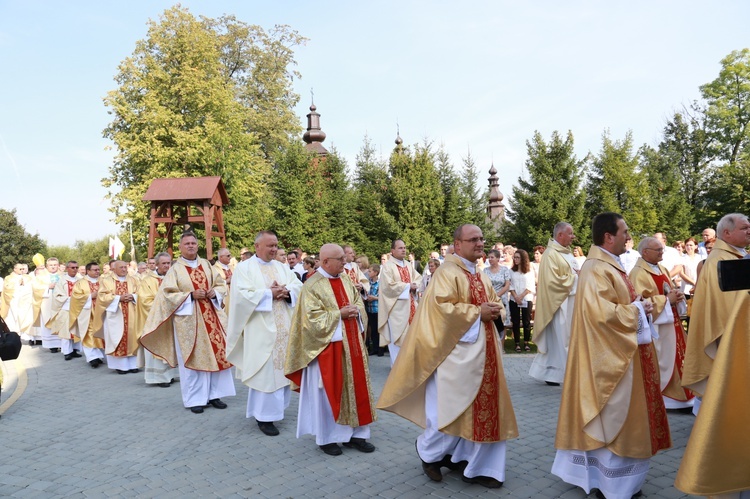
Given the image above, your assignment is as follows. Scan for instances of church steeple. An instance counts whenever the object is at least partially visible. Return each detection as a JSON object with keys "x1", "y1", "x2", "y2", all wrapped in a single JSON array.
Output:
[
  {"x1": 486, "y1": 162, "x2": 505, "y2": 227},
  {"x1": 303, "y1": 90, "x2": 328, "y2": 156}
]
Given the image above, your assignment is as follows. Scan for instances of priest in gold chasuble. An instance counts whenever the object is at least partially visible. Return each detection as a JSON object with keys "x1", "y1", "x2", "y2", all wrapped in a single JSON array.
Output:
[
  {"x1": 378, "y1": 225, "x2": 516, "y2": 489},
  {"x1": 285, "y1": 244, "x2": 376, "y2": 457},
  {"x1": 47, "y1": 261, "x2": 82, "y2": 359},
  {"x1": 630, "y1": 237, "x2": 694, "y2": 410},
  {"x1": 551, "y1": 213, "x2": 671, "y2": 499},
  {"x1": 377, "y1": 239, "x2": 422, "y2": 366},
  {"x1": 140, "y1": 232, "x2": 235, "y2": 413},
  {"x1": 98, "y1": 260, "x2": 140, "y2": 373},
  {"x1": 69, "y1": 262, "x2": 106, "y2": 367}
]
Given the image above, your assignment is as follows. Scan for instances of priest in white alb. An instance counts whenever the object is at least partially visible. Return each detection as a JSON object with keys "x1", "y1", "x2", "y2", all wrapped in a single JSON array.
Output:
[
  {"x1": 69, "y1": 262, "x2": 106, "y2": 368},
  {"x1": 46, "y1": 261, "x2": 83, "y2": 360},
  {"x1": 98, "y1": 260, "x2": 140, "y2": 374}
]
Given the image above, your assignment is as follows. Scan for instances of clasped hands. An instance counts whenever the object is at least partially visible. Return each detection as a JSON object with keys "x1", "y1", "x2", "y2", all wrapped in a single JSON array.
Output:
[
  {"x1": 340, "y1": 304, "x2": 360, "y2": 320},
  {"x1": 270, "y1": 280, "x2": 290, "y2": 300},
  {"x1": 191, "y1": 289, "x2": 216, "y2": 300},
  {"x1": 120, "y1": 293, "x2": 136, "y2": 303},
  {"x1": 634, "y1": 295, "x2": 654, "y2": 315},
  {"x1": 480, "y1": 302, "x2": 503, "y2": 322}
]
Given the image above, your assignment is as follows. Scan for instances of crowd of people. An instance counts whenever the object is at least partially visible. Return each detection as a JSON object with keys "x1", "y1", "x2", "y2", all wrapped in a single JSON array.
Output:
[{"x1": 1, "y1": 212, "x2": 748, "y2": 498}]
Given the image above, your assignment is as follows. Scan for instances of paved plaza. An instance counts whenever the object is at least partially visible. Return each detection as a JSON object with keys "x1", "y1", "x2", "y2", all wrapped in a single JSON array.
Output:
[{"x1": 1, "y1": 344, "x2": 697, "y2": 498}]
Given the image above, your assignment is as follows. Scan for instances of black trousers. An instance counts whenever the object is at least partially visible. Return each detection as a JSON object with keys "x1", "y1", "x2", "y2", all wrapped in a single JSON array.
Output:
[
  {"x1": 366, "y1": 311, "x2": 380, "y2": 353},
  {"x1": 509, "y1": 300, "x2": 531, "y2": 345}
]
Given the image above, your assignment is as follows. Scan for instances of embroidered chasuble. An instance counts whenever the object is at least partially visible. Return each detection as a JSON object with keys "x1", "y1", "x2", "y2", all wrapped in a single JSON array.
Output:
[
  {"x1": 555, "y1": 246, "x2": 670, "y2": 459},
  {"x1": 47, "y1": 277, "x2": 80, "y2": 341},
  {"x1": 378, "y1": 254, "x2": 517, "y2": 443},
  {"x1": 69, "y1": 279, "x2": 105, "y2": 349},
  {"x1": 98, "y1": 276, "x2": 140, "y2": 356},
  {"x1": 377, "y1": 257, "x2": 423, "y2": 348},
  {"x1": 134, "y1": 273, "x2": 164, "y2": 346},
  {"x1": 140, "y1": 258, "x2": 230, "y2": 372},
  {"x1": 285, "y1": 272, "x2": 375, "y2": 427},
  {"x1": 630, "y1": 260, "x2": 694, "y2": 403}
]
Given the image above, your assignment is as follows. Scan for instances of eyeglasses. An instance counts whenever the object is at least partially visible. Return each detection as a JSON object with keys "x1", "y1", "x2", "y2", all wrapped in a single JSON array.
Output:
[
  {"x1": 644, "y1": 247, "x2": 664, "y2": 253},
  {"x1": 460, "y1": 237, "x2": 485, "y2": 244}
]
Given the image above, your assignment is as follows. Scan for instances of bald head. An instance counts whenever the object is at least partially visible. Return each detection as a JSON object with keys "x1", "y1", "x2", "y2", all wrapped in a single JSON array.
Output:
[{"x1": 320, "y1": 244, "x2": 346, "y2": 275}]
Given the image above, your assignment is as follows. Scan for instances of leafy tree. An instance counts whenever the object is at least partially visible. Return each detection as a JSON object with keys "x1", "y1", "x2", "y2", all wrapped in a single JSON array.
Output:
[
  {"x1": 102, "y1": 6, "x2": 304, "y2": 252},
  {"x1": 585, "y1": 130, "x2": 656, "y2": 240},
  {"x1": 434, "y1": 146, "x2": 463, "y2": 246},
  {"x1": 0, "y1": 209, "x2": 46, "y2": 276},
  {"x1": 504, "y1": 131, "x2": 587, "y2": 250}
]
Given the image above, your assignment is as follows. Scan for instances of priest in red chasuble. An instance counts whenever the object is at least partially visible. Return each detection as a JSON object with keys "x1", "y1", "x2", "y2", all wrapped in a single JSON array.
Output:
[
  {"x1": 378, "y1": 224, "x2": 517, "y2": 489},
  {"x1": 552, "y1": 213, "x2": 671, "y2": 499},
  {"x1": 141, "y1": 232, "x2": 235, "y2": 414},
  {"x1": 630, "y1": 237, "x2": 694, "y2": 411},
  {"x1": 285, "y1": 243, "x2": 376, "y2": 457}
]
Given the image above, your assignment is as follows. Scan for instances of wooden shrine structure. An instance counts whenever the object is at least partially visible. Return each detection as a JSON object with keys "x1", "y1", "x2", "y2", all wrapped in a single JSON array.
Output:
[{"x1": 142, "y1": 176, "x2": 229, "y2": 260}]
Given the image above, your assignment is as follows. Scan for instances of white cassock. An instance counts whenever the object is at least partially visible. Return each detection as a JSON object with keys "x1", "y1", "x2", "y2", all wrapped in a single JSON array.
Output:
[
  {"x1": 36, "y1": 273, "x2": 62, "y2": 349},
  {"x1": 50, "y1": 274, "x2": 81, "y2": 355},
  {"x1": 377, "y1": 257, "x2": 420, "y2": 365},
  {"x1": 226, "y1": 256, "x2": 301, "y2": 422},
  {"x1": 103, "y1": 276, "x2": 139, "y2": 371}
]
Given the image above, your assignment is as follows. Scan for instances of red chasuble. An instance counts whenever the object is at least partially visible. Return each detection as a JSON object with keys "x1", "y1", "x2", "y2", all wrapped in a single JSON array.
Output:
[
  {"x1": 113, "y1": 280, "x2": 130, "y2": 356},
  {"x1": 618, "y1": 270, "x2": 671, "y2": 454},
  {"x1": 649, "y1": 272, "x2": 694, "y2": 402},
  {"x1": 396, "y1": 265, "x2": 416, "y2": 325},
  {"x1": 463, "y1": 269, "x2": 501, "y2": 441},
  {"x1": 185, "y1": 266, "x2": 231, "y2": 370},
  {"x1": 317, "y1": 277, "x2": 374, "y2": 426}
]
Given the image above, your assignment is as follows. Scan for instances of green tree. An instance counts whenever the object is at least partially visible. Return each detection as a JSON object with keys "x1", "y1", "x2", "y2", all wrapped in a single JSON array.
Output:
[
  {"x1": 504, "y1": 131, "x2": 587, "y2": 250},
  {"x1": 103, "y1": 6, "x2": 304, "y2": 252},
  {"x1": 434, "y1": 146, "x2": 463, "y2": 246},
  {"x1": 639, "y1": 144, "x2": 692, "y2": 240},
  {"x1": 0, "y1": 209, "x2": 46, "y2": 276},
  {"x1": 585, "y1": 130, "x2": 656, "y2": 240}
]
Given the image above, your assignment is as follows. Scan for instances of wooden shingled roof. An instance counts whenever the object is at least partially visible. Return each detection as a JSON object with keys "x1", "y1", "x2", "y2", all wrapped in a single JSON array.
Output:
[{"x1": 142, "y1": 176, "x2": 229, "y2": 206}]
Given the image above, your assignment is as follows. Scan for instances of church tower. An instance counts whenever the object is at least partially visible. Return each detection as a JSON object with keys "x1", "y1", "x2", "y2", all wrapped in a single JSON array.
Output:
[
  {"x1": 486, "y1": 162, "x2": 505, "y2": 229},
  {"x1": 303, "y1": 97, "x2": 328, "y2": 156}
]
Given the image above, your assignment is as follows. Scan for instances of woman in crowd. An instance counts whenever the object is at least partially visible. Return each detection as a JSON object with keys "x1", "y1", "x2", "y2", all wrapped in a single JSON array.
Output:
[
  {"x1": 483, "y1": 249, "x2": 512, "y2": 339},
  {"x1": 418, "y1": 258, "x2": 440, "y2": 296},
  {"x1": 531, "y1": 245, "x2": 545, "y2": 285},
  {"x1": 301, "y1": 256, "x2": 316, "y2": 283},
  {"x1": 501, "y1": 245, "x2": 515, "y2": 267},
  {"x1": 365, "y1": 264, "x2": 382, "y2": 356},
  {"x1": 679, "y1": 237, "x2": 702, "y2": 298},
  {"x1": 572, "y1": 246, "x2": 586, "y2": 267},
  {"x1": 509, "y1": 249, "x2": 535, "y2": 352},
  {"x1": 356, "y1": 254, "x2": 370, "y2": 273}
]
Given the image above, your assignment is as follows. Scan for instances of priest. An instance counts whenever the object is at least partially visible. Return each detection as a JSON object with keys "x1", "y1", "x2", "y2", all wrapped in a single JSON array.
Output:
[
  {"x1": 285, "y1": 243, "x2": 376, "y2": 456},
  {"x1": 46, "y1": 261, "x2": 83, "y2": 360},
  {"x1": 98, "y1": 260, "x2": 140, "y2": 374},
  {"x1": 69, "y1": 262, "x2": 106, "y2": 368}
]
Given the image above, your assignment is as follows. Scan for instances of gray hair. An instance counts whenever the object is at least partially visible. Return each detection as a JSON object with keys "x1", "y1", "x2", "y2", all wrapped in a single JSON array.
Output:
[
  {"x1": 553, "y1": 222, "x2": 572, "y2": 238},
  {"x1": 717, "y1": 213, "x2": 748, "y2": 241},
  {"x1": 254, "y1": 230, "x2": 277, "y2": 244},
  {"x1": 637, "y1": 236, "x2": 660, "y2": 254},
  {"x1": 155, "y1": 252, "x2": 171, "y2": 264}
]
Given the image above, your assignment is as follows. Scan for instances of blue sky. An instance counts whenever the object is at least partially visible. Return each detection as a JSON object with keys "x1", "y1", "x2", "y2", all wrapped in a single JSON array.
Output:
[{"x1": 1, "y1": 1, "x2": 748, "y2": 246}]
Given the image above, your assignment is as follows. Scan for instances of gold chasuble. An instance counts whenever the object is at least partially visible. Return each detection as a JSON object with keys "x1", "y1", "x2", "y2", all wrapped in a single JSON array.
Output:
[
  {"x1": 533, "y1": 239, "x2": 577, "y2": 351},
  {"x1": 285, "y1": 272, "x2": 375, "y2": 427},
  {"x1": 377, "y1": 254, "x2": 517, "y2": 443},
  {"x1": 46, "y1": 276, "x2": 80, "y2": 340},
  {"x1": 212, "y1": 262, "x2": 232, "y2": 314},
  {"x1": 675, "y1": 292, "x2": 750, "y2": 496},
  {"x1": 344, "y1": 264, "x2": 370, "y2": 294},
  {"x1": 630, "y1": 259, "x2": 694, "y2": 403},
  {"x1": 682, "y1": 238, "x2": 744, "y2": 396},
  {"x1": 377, "y1": 257, "x2": 422, "y2": 348},
  {"x1": 97, "y1": 275, "x2": 140, "y2": 356},
  {"x1": 69, "y1": 279, "x2": 105, "y2": 349},
  {"x1": 140, "y1": 259, "x2": 230, "y2": 372},
  {"x1": 555, "y1": 246, "x2": 670, "y2": 459},
  {"x1": 134, "y1": 273, "x2": 163, "y2": 341}
]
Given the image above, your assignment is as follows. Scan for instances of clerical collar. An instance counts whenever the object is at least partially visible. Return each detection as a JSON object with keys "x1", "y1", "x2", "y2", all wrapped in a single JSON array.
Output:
[
  {"x1": 219, "y1": 262, "x2": 229, "y2": 269},
  {"x1": 728, "y1": 243, "x2": 748, "y2": 256},
  {"x1": 597, "y1": 246, "x2": 625, "y2": 271},
  {"x1": 252, "y1": 255, "x2": 273, "y2": 266},
  {"x1": 86, "y1": 276, "x2": 98, "y2": 283},
  {"x1": 646, "y1": 261, "x2": 662, "y2": 274},
  {"x1": 153, "y1": 270, "x2": 167, "y2": 278},
  {"x1": 116, "y1": 275, "x2": 127, "y2": 282},
  {"x1": 390, "y1": 257, "x2": 406, "y2": 267},
  {"x1": 344, "y1": 262, "x2": 354, "y2": 270},
  {"x1": 65, "y1": 275, "x2": 78, "y2": 282},
  {"x1": 180, "y1": 257, "x2": 199, "y2": 268},
  {"x1": 318, "y1": 267, "x2": 338, "y2": 279},
  {"x1": 456, "y1": 254, "x2": 477, "y2": 274}
]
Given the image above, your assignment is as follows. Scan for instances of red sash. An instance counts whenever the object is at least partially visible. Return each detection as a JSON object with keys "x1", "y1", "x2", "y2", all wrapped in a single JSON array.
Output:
[
  {"x1": 113, "y1": 280, "x2": 130, "y2": 356},
  {"x1": 88, "y1": 281, "x2": 99, "y2": 309},
  {"x1": 66, "y1": 280, "x2": 75, "y2": 296},
  {"x1": 185, "y1": 265, "x2": 231, "y2": 370},
  {"x1": 649, "y1": 272, "x2": 694, "y2": 402},
  {"x1": 462, "y1": 269, "x2": 500, "y2": 442},
  {"x1": 396, "y1": 264, "x2": 416, "y2": 325},
  {"x1": 616, "y1": 269, "x2": 671, "y2": 454},
  {"x1": 317, "y1": 277, "x2": 373, "y2": 426}
]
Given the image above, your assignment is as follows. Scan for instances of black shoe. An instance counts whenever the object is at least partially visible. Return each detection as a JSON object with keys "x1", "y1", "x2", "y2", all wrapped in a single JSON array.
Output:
[
  {"x1": 50, "y1": 348, "x2": 60, "y2": 353},
  {"x1": 440, "y1": 455, "x2": 468, "y2": 471},
  {"x1": 190, "y1": 406, "x2": 204, "y2": 414},
  {"x1": 128, "y1": 368, "x2": 139, "y2": 373},
  {"x1": 64, "y1": 354, "x2": 74, "y2": 361},
  {"x1": 545, "y1": 381, "x2": 560, "y2": 386},
  {"x1": 342, "y1": 437, "x2": 375, "y2": 453},
  {"x1": 421, "y1": 460, "x2": 443, "y2": 482},
  {"x1": 319, "y1": 443, "x2": 342, "y2": 456},
  {"x1": 462, "y1": 474, "x2": 503, "y2": 488},
  {"x1": 208, "y1": 398, "x2": 227, "y2": 409},
  {"x1": 71, "y1": 351, "x2": 82, "y2": 358},
  {"x1": 157, "y1": 382, "x2": 171, "y2": 388},
  {"x1": 257, "y1": 421, "x2": 279, "y2": 436},
  {"x1": 377, "y1": 350, "x2": 384, "y2": 357},
  {"x1": 116, "y1": 369, "x2": 128, "y2": 375},
  {"x1": 90, "y1": 358, "x2": 103, "y2": 368},
  {"x1": 35, "y1": 340, "x2": 43, "y2": 345},
  {"x1": 28, "y1": 340, "x2": 34, "y2": 346}
]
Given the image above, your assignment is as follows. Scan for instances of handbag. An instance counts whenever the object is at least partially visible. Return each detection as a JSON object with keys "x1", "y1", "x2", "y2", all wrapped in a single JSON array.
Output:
[{"x1": 0, "y1": 316, "x2": 22, "y2": 361}]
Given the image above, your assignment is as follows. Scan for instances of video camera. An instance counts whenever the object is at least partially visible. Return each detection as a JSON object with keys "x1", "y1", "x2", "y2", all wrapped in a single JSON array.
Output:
[{"x1": 717, "y1": 257, "x2": 750, "y2": 291}]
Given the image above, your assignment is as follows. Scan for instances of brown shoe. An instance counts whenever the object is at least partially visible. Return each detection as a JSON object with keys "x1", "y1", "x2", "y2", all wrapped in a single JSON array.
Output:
[{"x1": 421, "y1": 460, "x2": 443, "y2": 482}]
